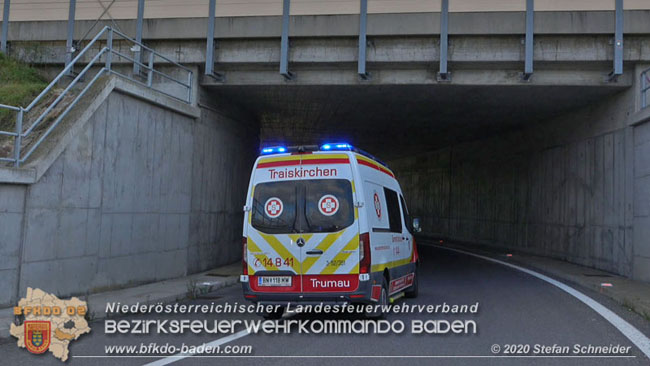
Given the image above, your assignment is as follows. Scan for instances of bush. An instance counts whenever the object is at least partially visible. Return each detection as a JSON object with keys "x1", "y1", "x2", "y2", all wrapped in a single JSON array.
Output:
[{"x1": 0, "y1": 53, "x2": 48, "y2": 130}]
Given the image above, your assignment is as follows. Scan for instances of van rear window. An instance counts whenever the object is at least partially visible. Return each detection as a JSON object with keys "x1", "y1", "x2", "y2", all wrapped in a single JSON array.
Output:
[
  {"x1": 250, "y1": 181, "x2": 298, "y2": 234},
  {"x1": 252, "y1": 179, "x2": 354, "y2": 234}
]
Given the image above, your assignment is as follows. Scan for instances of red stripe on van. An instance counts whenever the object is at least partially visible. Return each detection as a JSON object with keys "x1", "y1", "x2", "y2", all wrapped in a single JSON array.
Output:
[
  {"x1": 257, "y1": 158, "x2": 350, "y2": 169},
  {"x1": 249, "y1": 274, "x2": 359, "y2": 293},
  {"x1": 357, "y1": 159, "x2": 395, "y2": 178}
]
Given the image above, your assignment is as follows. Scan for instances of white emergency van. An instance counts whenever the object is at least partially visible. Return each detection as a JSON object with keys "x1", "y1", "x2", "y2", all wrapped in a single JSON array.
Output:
[{"x1": 240, "y1": 144, "x2": 421, "y2": 317}]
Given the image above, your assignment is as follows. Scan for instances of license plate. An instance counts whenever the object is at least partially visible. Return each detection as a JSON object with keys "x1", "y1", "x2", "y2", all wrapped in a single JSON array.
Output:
[{"x1": 258, "y1": 276, "x2": 292, "y2": 287}]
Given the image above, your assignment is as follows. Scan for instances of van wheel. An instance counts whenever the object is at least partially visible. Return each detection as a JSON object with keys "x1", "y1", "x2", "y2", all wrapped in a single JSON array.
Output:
[
  {"x1": 405, "y1": 269, "x2": 419, "y2": 298},
  {"x1": 366, "y1": 279, "x2": 388, "y2": 319},
  {"x1": 261, "y1": 307, "x2": 284, "y2": 320}
]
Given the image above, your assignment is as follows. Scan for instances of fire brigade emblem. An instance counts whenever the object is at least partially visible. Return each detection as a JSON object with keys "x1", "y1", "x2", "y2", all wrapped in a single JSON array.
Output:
[{"x1": 25, "y1": 321, "x2": 51, "y2": 354}]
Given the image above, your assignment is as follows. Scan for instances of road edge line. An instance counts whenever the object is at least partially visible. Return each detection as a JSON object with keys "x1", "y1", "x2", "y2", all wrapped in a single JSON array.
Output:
[
  {"x1": 142, "y1": 329, "x2": 250, "y2": 366},
  {"x1": 433, "y1": 244, "x2": 650, "y2": 360}
]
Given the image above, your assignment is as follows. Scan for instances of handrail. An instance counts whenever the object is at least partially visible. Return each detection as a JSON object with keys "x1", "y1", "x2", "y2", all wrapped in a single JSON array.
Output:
[
  {"x1": 110, "y1": 27, "x2": 194, "y2": 74},
  {"x1": 0, "y1": 103, "x2": 21, "y2": 111},
  {"x1": 0, "y1": 26, "x2": 194, "y2": 167},
  {"x1": 23, "y1": 27, "x2": 110, "y2": 112},
  {"x1": 642, "y1": 67, "x2": 650, "y2": 110}
]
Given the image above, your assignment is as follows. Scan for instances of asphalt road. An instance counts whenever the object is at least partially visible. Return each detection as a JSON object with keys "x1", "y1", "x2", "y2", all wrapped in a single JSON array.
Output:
[{"x1": 2, "y1": 244, "x2": 650, "y2": 366}]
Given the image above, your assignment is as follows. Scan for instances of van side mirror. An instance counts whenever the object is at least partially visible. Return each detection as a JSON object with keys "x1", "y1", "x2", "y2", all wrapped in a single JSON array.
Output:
[{"x1": 412, "y1": 217, "x2": 422, "y2": 233}]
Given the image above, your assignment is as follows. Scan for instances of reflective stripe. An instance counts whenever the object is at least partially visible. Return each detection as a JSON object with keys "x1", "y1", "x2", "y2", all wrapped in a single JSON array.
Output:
[
  {"x1": 247, "y1": 238, "x2": 278, "y2": 271},
  {"x1": 371, "y1": 256, "x2": 412, "y2": 273},
  {"x1": 248, "y1": 225, "x2": 360, "y2": 275},
  {"x1": 257, "y1": 154, "x2": 350, "y2": 168},
  {"x1": 322, "y1": 234, "x2": 359, "y2": 275},
  {"x1": 301, "y1": 231, "x2": 345, "y2": 274},
  {"x1": 258, "y1": 232, "x2": 301, "y2": 273},
  {"x1": 355, "y1": 154, "x2": 395, "y2": 178},
  {"x1": 307, "y1": 227, "x2": 358, "y2": 275}
]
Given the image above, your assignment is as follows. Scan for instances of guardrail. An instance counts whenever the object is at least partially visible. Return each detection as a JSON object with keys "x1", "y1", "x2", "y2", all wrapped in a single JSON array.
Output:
[
  {"x1": 641, "y1": 69, "x2": 650, "y2": 109},
  {"x1": 0, "y1": 26, "x2": 193, "y2": 167}
]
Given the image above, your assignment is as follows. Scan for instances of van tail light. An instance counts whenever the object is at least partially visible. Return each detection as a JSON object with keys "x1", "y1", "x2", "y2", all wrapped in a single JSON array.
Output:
[
  {"x1": 412, "y1": 237, "x2": 419, "y2": 263},
  {"x1": 242, "y1": 237, "x2": 248, "y2": 275},
  {"x1": 359, "y1": 232, "x2": 371, "y2": 274}
]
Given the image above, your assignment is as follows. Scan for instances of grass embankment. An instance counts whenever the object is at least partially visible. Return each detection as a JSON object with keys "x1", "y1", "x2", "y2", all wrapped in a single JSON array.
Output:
[{"x1": 0, "y1": 53, "x2": 48, "y2": 132}]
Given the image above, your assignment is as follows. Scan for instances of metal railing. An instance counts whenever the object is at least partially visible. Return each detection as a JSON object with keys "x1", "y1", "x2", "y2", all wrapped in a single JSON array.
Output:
[
  {"x1": 642, "y1": 67, "x2": 650, "y2": 110},
  {"x1": 0, "y1": 26, "x2": 193, "y2": 167}
]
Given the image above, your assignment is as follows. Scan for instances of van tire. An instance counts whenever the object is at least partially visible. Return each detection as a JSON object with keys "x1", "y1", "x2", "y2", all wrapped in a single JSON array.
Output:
[
  {"x1": 366, "y1": 279, "x2": 388, "y2": 319},
  {"x1": 405, "y1": 269, "x2": 419, "y2": 298}
]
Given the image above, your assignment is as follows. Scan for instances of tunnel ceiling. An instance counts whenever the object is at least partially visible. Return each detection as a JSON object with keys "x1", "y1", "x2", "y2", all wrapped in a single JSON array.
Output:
[{"x1": 208, "y1": 84, "x2": 624, "y2": 161}]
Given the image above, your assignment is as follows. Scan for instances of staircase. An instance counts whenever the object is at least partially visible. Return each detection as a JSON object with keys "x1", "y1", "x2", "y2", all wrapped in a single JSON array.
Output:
[{"x1": 0, "y1": 26, "x2": 194, "y2": 167}]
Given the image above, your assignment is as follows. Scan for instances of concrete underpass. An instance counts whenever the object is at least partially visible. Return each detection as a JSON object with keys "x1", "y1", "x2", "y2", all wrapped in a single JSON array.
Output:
[
  {"x1": 1, "y1": 3, "x2": 650, "y2": 365},
  {"x1": 204, "y1": 69, "x2": 645, "y2": 283}
]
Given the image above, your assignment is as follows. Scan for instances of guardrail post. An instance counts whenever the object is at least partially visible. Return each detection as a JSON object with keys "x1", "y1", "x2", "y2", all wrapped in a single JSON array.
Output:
[
  {"x1": 610, "y1": 0, "x2": 623, "y2": 80},
  {"x1": 357, "y1": 0, "x2": 369, "y2": 80},
  {"x1": 280, "y1": 0, "x2": 294, "y2": 80},
  {"x1": 147, "y1": 51, "x2": 154, "y2": 87},
  {"x1": 13, "y1": 108, "x2": 23, "y2": 167},
  {"x1": 205, "y1": 0, "x2": 224, "y2": 81},
  {"x1": 105, "y1": 28, "x2": 113, "y2": 70},
  {"x1": 134, "y1": 0, "x2": 145, "y2": 76},
  {"x1": 522, "y1": 0, "x2": 534, "y2": 81},
  {"x1": 1, "y1": 0, "x2": 10, "y2": 54},
  {"x1": 438, "y1": 0, "x2": 450, "y2": 81},
  {"x1": 64, "y1": 0, "x2": 76, "y2": 75}
]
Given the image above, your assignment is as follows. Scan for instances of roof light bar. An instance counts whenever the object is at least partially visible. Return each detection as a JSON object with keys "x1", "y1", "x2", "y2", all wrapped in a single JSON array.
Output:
[
  {"x1": 260, "y1": 146, "x2": 287, "y2": 155},
  {"x1": 259, "y1": 143, "x2": 388, "y2": 170},
  {"x1": 320, "y1": 143, "x2": 352, "y2": 151}
]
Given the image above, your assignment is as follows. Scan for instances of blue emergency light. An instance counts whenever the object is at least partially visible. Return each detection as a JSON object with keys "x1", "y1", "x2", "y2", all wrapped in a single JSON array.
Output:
[
  {"x1": 259, "y1": 143, "x2": 388, "y2": 168},
  {"x1": 260, "y1": 146, "x2": 287, "y2": 155},
  {"x1": 320, "y1": 143, "x2": 352, "y2": 151}
]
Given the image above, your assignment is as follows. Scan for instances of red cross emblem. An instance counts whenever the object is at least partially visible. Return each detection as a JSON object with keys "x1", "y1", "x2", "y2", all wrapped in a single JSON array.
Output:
[
  {"x1": 265, "y1": 197, "x2": 283, "y2": 218},
  {"x1": 373, "y1": 192, "x2": 382, "y2": 219},
  {"x1": 318, "y1": 195, "x2": 339, "y2": 216}
]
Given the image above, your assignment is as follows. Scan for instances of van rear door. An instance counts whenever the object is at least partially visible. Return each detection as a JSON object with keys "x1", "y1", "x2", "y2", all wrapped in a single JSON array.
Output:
[
  {"x1": 248, "y1": 153, "x2": 360, "y2": 293},
  {"x1": 299, "y1": 177, "x2": 360, "y2": 293}
]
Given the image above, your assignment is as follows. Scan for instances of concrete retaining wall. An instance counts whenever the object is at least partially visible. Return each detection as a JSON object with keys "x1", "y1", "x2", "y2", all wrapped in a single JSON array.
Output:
[
  {"x1": 390, "y1": 86, "x2": 649, "y2": 279},
  {"x1": 633, "y1": 119, "x2": 650, "y2": 281},
  {"x1": 0, "y1": 83, "x2": 257, "y2": 307}
]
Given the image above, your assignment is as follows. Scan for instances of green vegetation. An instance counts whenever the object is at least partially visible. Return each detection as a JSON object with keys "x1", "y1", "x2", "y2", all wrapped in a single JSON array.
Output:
[
  {"x1": 0, "y1": 53, "x2": 48, "y2": 131},
  {"x1": 621, "y1": 298, "x2": 637, "y2": 313}
]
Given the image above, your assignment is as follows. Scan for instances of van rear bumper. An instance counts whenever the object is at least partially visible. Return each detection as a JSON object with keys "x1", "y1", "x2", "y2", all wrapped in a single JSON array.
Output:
[{"x1": 242, "y1": 273, "x2": 378, "y2": 305}]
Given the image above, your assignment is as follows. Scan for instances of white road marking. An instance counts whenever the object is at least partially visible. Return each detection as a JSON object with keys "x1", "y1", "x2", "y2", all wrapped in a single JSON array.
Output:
[
  {"x1": 142, "y1": 329, "x2": 250, "y2": 366},
  {"x1": 143, "y1": 311, "x2": 294, "y2": 366},
  {"x1": 146, "y1": 244, "x2": 650, "y2": 364},
  {"x1": 434, "y1": 245, "x2": 650, "y2": 360}
]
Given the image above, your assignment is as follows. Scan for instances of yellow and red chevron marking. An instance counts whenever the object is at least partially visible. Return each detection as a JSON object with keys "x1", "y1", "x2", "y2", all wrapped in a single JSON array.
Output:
[
  {"x1": 321, "y1": 234, "x2": 359, "y2": 275},
  {"x1": 247, "y1": 226, "x2": 359, "y2": 275}
]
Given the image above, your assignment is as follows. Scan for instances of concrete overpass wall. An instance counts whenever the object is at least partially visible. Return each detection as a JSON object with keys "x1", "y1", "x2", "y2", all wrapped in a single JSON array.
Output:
[
  {"x1": 390, "y1": 76, "x2": 650, "y2": 280},
  {"x1": 0, "y1": 78, "x2": 258, "y2": 307},
  {"x1": 2, "y1": 0, "x2": 650, "y2": 21}
]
